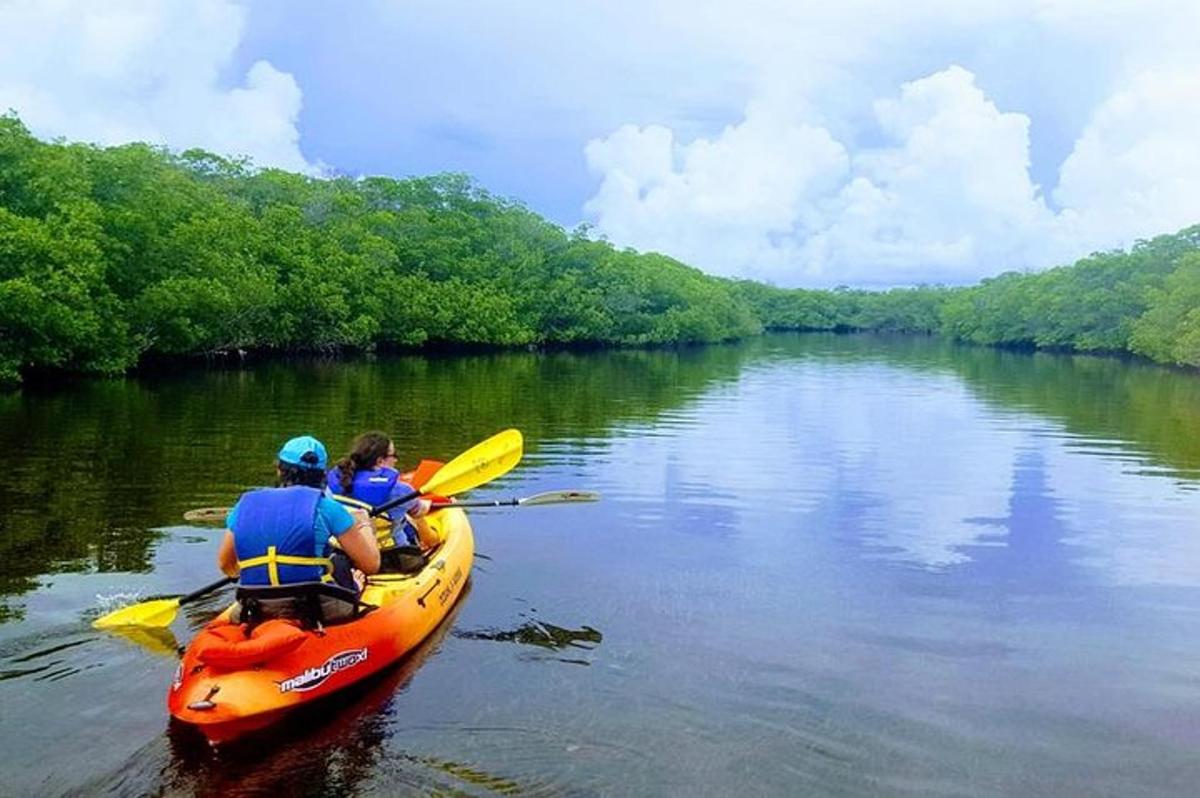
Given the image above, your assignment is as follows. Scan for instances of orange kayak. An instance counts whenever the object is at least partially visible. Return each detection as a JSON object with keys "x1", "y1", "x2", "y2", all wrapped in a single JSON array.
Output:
[{"x1": 168, "y1": 507, "x2": 473, "y2": 744}]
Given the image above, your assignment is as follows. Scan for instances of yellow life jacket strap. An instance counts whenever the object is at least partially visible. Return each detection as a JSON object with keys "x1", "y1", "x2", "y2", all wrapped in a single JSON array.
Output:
[
  {"x1": 237, "y1": 545, "x2": 334, "y2": 586},
  {"x1": 332, "y1": 494, "x2": 373, "y2": 511},
  {"x1": 331, "y1": 494, "x2": 399, "y2": 549}
]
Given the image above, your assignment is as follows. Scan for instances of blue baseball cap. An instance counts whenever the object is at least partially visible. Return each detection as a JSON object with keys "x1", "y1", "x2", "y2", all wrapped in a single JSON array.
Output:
[{"x1": 277, "y1": 435, "x2": 328, "y2": 470}]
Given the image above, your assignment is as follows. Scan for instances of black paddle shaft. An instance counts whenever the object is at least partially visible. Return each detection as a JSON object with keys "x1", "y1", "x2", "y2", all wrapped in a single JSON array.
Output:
[
  {"x1": 432, "y1": 498, "x2": 520, "y2": 509},
  {"x1": 368, "y1": 489, "x2": 421, "y2": 518},
  {"x1": 179, "y1": 576, "x2": 236, "y2": 604}
]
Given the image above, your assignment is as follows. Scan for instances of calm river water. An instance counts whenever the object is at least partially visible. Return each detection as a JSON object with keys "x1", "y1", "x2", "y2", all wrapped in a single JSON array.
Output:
[{"x1": 3, "y1": 333, "x2": 1200, "y2": 796}]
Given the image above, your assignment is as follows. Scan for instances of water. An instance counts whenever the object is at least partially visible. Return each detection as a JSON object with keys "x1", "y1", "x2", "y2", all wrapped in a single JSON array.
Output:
[{"x1": 3, "y1": 333, "x2": 1200, "y2": 796}]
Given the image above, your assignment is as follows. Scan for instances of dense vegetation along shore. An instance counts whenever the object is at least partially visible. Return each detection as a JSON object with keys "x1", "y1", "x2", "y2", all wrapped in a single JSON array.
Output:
[{"x1": 1, "y1": 114, "x2": 1198, "y2": 385}]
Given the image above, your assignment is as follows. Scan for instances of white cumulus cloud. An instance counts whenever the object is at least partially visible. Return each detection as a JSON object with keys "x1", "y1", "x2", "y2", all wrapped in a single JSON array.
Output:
[
  {"x1": 585, "y1": 104, "x2": 849, "y2": 282},
  {"x1": 1054, "y1": 68, "x2": 1200, "y2": 251},
  {"x1": 0, "y1": 0, "x2": 311, "y2": 172},
  {"x1": 583, "y1": 2, "x2": 1200, "y2": 287},
  {"x1": 587, "y1": 66, "x2": 1056, "y2": 286},
  {"x1": 804, "y1": 66, "x2": 1054, "y2": 285}
]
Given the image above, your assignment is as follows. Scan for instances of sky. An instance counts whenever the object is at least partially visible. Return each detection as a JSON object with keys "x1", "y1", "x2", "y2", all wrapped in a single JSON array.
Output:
[{"x1": 1, "y1": 0, "x2": 1199, "y2": 288}]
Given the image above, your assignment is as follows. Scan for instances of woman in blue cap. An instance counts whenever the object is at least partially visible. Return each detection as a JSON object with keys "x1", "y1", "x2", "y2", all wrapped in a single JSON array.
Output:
[{"x1": 216, "y1": 435, "x2": 380, "y2": 622}]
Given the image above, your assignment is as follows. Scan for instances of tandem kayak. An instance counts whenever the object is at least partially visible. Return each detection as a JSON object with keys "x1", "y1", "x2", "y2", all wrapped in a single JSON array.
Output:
[{"x1": 168, "y1": 506, "x2": 474, "y2": 744}]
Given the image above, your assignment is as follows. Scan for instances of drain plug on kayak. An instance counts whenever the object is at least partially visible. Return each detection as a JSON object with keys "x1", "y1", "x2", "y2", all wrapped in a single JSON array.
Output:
[{"x1": 187, "y1": 685, "x2": 220, "y2": 711}]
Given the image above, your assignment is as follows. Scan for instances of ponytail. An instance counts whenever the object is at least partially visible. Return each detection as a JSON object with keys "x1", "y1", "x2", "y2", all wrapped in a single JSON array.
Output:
[{"x1": 335, "y1": 431, "x2": 392, "y2": 494}]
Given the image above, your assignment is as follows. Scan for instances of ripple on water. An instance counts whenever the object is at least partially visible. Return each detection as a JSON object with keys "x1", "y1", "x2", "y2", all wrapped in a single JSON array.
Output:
[
  {"x1": 380, "y1": 724, "x2": 656, "y2": 798},
  {"x1": 0, "y1": 633, "x2": 95, "y2": 683}
]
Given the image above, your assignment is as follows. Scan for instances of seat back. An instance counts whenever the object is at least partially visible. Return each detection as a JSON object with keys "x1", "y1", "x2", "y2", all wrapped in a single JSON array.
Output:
[{"x1": 235, "y1": 581, "x2": 364, "y2": 628}]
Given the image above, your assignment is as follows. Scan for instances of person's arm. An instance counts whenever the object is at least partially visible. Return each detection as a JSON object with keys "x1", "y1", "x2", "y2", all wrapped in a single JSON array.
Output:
[
  {"x1": 407, "y1": 512, "x2": 439, "y2": 550},
  {"x1": 381, "y1": 479, "x2": 438, "y2": 547},
  {"x1": 386, "y1": 481, "x2": 427, "y2": 518},
  {"x1": 339, "y1": 521, "x2": 381, "y2": 575},
  {"x1": 217, "y1": 530, "x2": 239, "y2": 578},
  {"x1": 323, "y1": 499, "x2": 380, "y2": 575}
]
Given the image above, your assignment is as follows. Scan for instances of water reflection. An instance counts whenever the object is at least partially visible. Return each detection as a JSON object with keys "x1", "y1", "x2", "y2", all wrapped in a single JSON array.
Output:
[
  {"x1": 579, "y1": 335, "x2": 1200, "y2": 586},
  {"x1": 0, "y1": 347, "x2": 753, "y2": 616},
  {"x1": 957, "y1": 448, "x2": 1076, "y2": 592},
  {"x1": 4, "y1": 336, "x2": 1200, "y2": 613},
  {"x1": 4, "y1": 335, "x2": 1200, "y2": 795},
  {"x1": 105, "y1": 624, "x2": 181, "y2": 659}
]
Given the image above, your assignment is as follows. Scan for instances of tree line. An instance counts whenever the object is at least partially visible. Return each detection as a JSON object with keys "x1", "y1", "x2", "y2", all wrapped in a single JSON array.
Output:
[
  {"x1": 734, "y1": 225, "x2": 1200, "y2": 368},
  {"x1": 2, "y1": 113, "x2": 1198, "y2": 385}
]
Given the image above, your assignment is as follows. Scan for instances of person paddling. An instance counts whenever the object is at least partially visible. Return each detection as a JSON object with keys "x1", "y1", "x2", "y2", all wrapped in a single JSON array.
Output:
[
  {"x1": 216, "y1": 435, "x2": 380, "y2": 623},
  {"x1": 327, "y1": 431, "x2": 438, "y2": 553}
]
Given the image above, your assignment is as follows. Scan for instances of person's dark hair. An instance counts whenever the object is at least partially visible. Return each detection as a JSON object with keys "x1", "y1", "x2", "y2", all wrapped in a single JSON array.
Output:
[
  {"x1": 334, "y1": 431, "x2": 392, "y2": 493},
  {"x1": 278, "y1": 462, "x2": 327, "y2": 488}
]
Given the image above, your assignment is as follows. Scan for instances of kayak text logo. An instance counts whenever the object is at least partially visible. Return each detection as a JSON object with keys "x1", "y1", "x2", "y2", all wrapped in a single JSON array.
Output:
[{"x1": 278, "y1": 648, "x2": 368, "y2": 693}]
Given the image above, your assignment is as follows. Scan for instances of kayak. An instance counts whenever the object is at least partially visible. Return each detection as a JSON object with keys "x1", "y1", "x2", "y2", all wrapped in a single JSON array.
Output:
[{"x1": 168, "y1": 506, "x2": 473, "y2": 744}]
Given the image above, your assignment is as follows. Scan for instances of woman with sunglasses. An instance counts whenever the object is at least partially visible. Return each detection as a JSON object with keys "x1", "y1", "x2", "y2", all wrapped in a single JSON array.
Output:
[{"x1": 327, "y1": 431, "x2": 435, "y2": 553}]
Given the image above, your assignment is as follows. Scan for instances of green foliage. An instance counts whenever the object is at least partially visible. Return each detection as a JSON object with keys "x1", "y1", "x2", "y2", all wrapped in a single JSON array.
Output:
[
  {"x1": 1130, "y1": 253, "x2": 1200, "y2": 366},
  {"x1": 737, "y1": 226, "x2": 1200, "y2": 370},
  {"x1": 1, "y1": 111, "x2": 1198, "y2": 384},
  {"x1": 733, "y1": 282, "x2": 950, "y2": 334},
  {"x1": 937, "y1": 227, "x2": 1200, "y2": 360},
  {"x1": 0, "y1": 117, "x2": 761, "y2": 384}
]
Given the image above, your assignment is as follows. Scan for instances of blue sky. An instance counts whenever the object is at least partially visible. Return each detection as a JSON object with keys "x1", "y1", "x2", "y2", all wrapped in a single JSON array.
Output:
[{"x1": 2, "y1": 0, "x2": 1199, "y2": 288}]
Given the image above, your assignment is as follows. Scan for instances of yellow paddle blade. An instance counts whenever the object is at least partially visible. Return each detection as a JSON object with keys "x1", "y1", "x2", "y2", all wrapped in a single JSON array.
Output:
[
  {"x1": 92, "y1": 596, "x2": 182, "y2": 629},
  {"x1": 519, "y1": 490, "x2": 600, "y2": 506},
  {"x1": 421, "y1": 429, "x2": 523, "y2": 498}
]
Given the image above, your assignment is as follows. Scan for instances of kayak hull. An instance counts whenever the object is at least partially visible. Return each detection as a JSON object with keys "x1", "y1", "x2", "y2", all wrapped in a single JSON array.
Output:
[{"x1": 168, "y1": 507, "x2": 473, "y2": 744}]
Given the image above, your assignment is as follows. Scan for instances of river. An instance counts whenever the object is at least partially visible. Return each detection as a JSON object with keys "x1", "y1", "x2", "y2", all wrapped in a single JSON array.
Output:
[{"x1": 2, "y1": 333, "x2": 1200, "y2": 796}]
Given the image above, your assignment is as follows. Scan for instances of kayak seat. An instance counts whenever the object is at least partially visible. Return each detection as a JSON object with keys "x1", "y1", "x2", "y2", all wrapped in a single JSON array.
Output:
[
  {"x1": 379, "y1": 544, "x2": 427, "y2": 574},
  {"x1": 232, "y1": 581, "x2": 374, "y2": 630}
]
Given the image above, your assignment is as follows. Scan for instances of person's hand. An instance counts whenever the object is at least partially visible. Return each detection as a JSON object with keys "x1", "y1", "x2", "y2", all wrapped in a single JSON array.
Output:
[{"x1": 415, "y1": 498, "x2": 432, "y2": 517}]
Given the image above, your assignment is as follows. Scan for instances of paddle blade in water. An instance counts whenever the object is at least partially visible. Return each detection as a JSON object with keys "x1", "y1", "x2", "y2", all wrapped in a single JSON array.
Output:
[
  {"x1": 92, "y1": 597, "x2": 182, "y2": 629},
  {"x1": 422, "y1": 429, "x2": 523, "y2": 498},
  {"x1": 519, "y1": 490, "x2": 601, "y2": 506}
]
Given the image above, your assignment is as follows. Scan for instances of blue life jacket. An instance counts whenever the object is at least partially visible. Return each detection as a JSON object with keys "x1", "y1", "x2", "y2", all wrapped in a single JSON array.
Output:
[
  {"x1": 231, "y1": 486, "x2": 333, "y2": 586},
  {"x1": 328, "y1": 466, "x2": 401, "y2": 509},
  {"x1": 327, "y1": 465, "x2": 418, "y2": 547}
]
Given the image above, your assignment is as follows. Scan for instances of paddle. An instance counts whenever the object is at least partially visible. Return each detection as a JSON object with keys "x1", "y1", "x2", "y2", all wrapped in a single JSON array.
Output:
[
  {"x1": 94, "y1": 429, "x2": 524, "y2": 630},
  {"x1": 185, "y1": 487, "x2": 598, "y2": 521},
  {"x1": 380, "y1": 427, "x2": 524, "y2": 514},
  {"x1": 432, "y1": 489, "x2": 600, "y2": 510},
  {"x1": 93, "y1": 575, "x2": 235, "y2": 629}
]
